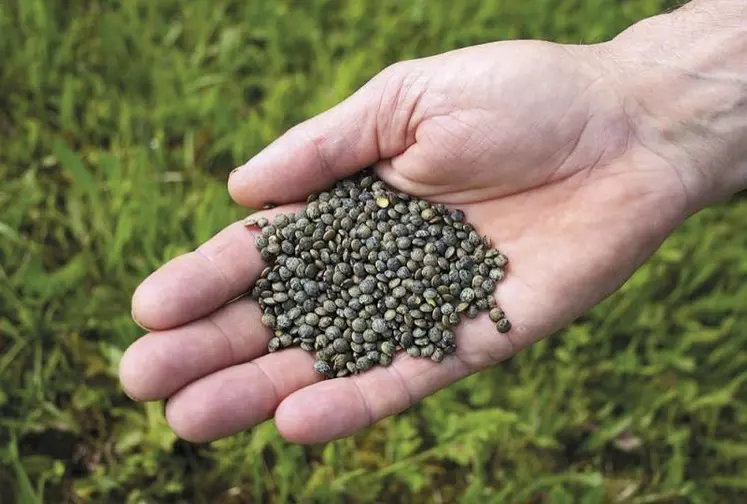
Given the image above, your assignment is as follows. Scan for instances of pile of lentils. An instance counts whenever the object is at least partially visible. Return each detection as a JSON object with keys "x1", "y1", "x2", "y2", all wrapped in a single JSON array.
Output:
[{"x1": 244, "y1": 170, "x2": 511, "y2": 379}]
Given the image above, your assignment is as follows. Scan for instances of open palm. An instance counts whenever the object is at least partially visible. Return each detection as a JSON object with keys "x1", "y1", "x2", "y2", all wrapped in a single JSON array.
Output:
[{"x1": 120, "y1": 40, "x2": 688, "y2": 443}]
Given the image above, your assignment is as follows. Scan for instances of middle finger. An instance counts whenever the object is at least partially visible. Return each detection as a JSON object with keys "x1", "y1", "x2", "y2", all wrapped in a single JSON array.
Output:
[{"x1": 119, "y1": 296, "x2": 271, "y2": 401}]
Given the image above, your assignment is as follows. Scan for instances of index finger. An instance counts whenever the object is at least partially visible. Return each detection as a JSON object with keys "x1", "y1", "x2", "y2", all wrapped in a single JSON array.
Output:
[{"x1": 131, "y1": 206, "x2": 300, "y2": 331}]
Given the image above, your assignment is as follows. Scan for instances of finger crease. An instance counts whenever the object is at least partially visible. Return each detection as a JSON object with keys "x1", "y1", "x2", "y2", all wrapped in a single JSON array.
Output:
[
  {"x1": 481, "y1": 304, "x2": 518, "y2": 364},
  {"x1": 307, "y1": 130, "x2": 337, "y2": 184},
  {"x1": 386, "y1": 364, "x2": 414, "y2": 413},
  {"x1": 502, "y1": 331, "x2": 519, "y2": 356},
  {"x1": 349, "y1": 377, "x2": 375, "y2": 428},
  {"x1": 252, "y1": 360, "x2": 281, "y2": 409},
  {"x1": 194, "y1": 247, "x2": 233, "y2": 298},
  {"x1": 206, "y1": 315, "x2": 237, "y2": 366},
  {"x1": 451, "y1": 353, "x2": 473, "y2": 378}
]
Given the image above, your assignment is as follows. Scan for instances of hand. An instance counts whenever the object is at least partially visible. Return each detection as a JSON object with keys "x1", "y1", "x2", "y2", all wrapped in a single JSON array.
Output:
[{"x1": 119, "y1": 14, "x2": 742, "y2": 443}]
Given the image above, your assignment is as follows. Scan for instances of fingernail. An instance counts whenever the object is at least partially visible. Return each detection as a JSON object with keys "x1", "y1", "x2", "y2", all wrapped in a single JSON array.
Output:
[{"x1": 130, "y1": 309, "x2": 150, "y2": 332}]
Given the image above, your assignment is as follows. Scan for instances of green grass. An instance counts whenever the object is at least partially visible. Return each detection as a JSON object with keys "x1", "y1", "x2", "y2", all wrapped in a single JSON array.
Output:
[{"x1": 1, "y1": 0, "x2": 746, "y2": 502}]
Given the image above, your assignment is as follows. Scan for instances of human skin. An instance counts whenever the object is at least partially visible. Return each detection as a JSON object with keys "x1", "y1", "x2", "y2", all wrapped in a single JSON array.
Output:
[{"x1": 119, "y1": 0, "x2": 747, "y2": 443}]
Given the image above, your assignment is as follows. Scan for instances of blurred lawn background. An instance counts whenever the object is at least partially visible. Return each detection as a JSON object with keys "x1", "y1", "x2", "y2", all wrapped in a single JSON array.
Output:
[{"x1": 2, "y1": 0, "x2": 747, "y2": 502}]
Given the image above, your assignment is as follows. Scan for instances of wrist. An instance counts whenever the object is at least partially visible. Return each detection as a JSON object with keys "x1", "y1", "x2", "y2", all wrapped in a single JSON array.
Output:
[{"x1": 601, "y1": 1, "x2": 747, "y2": 213}]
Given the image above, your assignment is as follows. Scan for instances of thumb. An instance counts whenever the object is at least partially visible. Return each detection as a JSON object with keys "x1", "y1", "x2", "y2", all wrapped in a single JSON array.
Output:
[{"x1": 228, "y1": 63, "x2": 413, "y2": 208}]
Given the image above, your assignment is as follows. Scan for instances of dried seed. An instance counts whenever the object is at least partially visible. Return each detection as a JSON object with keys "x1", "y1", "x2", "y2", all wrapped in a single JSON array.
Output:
[
  {"x1": 261, "y1": 313, "x2": 276, "y2": 328},
  {"x1": 313, "y1": 360, "x2": 332, "y2": 376},
  {"x1": 489, "y1": 308, "x2": 504, "y2": 322},
  {"x1": 268, "y1": 337, "x2": 281, "y2": 352},
  {"x1": 431, "y1": 348, "x2": 445, "y2": 362},
  {"x1": 496, "y1": 318, "x2": 512, "y2": 333},
  {"x1": 249, "y1": 169, "x2": 509, "y2": 378},
  {"x1": 375, "y1": 195, "x2": 390, "y2": 208}
]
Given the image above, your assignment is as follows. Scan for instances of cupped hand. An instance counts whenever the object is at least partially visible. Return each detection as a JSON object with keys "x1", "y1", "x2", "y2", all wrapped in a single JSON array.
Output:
[{"x1": 119, "y1": 39, "x2": 690, "y2": 444}]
